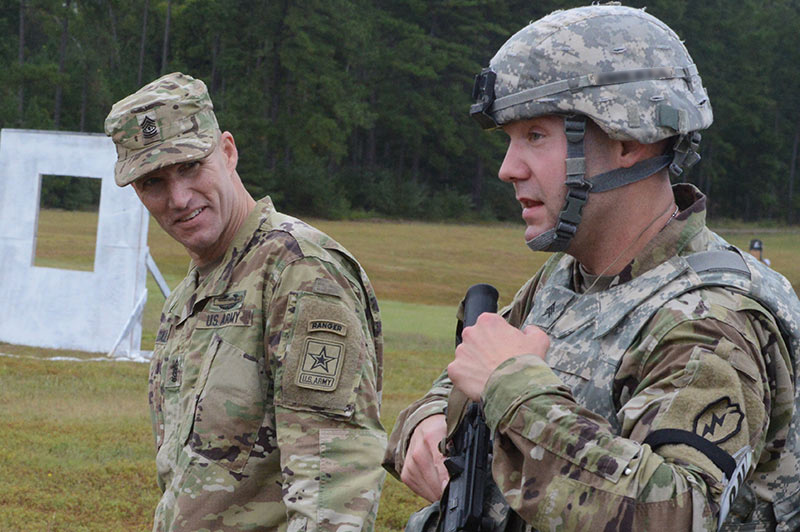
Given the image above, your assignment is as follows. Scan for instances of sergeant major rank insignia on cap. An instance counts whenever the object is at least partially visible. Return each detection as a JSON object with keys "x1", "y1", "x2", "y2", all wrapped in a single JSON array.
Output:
[{"x1": 138, "y1": 113, "x2": 160, "y2": 145}]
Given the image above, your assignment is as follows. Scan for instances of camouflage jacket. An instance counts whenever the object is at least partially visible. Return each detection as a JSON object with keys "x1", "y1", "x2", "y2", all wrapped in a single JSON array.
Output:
[
  {"x1": 149, "y1": 197, "x2": 386, "y2": 532},
  {"x1": 385, "y1": 185, "x2": 797, "y2": 531}
]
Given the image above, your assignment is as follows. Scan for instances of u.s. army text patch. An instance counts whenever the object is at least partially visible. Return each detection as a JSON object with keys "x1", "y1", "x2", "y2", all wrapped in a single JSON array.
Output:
[
  {"x1": 196, "y1": 309, "x2": 253, "y2": 329},
  {"x1": 295, "y1": 338, "x2": 345, "y2": 392}
]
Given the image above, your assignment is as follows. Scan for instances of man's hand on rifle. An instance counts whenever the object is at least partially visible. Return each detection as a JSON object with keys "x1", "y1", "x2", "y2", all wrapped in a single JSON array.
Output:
[
  {"x1": 401, "y1": 414, "x2": 450, "y2": 502},
  {"x1": 448, "y1": 313, "x2": 550, "y2": 401}
]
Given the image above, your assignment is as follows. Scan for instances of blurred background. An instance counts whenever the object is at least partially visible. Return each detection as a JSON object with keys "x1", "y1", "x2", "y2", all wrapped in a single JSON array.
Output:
[{"x1": 2, "y1": 0, "x2": 799, "y2": 224}]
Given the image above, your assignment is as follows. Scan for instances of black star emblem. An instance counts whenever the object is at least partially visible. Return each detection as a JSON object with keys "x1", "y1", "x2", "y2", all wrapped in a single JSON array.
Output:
[{"x1": 309, "y1": 346, "x2": 335, "y2": 372}]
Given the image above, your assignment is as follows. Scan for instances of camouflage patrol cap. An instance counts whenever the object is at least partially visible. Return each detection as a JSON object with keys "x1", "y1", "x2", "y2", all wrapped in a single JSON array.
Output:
[
  {"x1": 471, "y1": 3, "x2": 713, "y2": 144},
  {"x1": 104, "y1": 72, "x2": 220, "y2": 186}
]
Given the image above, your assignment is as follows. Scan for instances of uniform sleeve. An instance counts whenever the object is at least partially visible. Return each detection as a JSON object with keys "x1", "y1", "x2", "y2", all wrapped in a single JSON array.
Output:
[
  {"x1": 383, "y1": 369, "x2": 451, "y2": 479},
  {"x1": 383, "y1": 273, "x2": 543, "y2": 479},
  {"x1": 267, "y1": 255, "x2": 386, "y2": 532},
  {"x1": 481, "y1": 304, "x2": 776, "y2": 531}
]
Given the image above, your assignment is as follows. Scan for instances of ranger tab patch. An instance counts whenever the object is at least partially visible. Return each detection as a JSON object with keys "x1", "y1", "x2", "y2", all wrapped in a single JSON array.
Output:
[
  {"x1": 296, "y1": 338, "x2": 344, "y2": 392},
  {"x1": 308, "y1": 319, "x2": 347, "y2": 336}
]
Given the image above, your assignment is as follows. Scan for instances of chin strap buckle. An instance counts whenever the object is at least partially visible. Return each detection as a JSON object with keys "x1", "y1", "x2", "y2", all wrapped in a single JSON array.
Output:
[
  {"x1": 551, "y1": 116, "x2": 590, "y2": 249},
  {"x1": 670, "y1": 131, "x2": 702, "y2": 178}
]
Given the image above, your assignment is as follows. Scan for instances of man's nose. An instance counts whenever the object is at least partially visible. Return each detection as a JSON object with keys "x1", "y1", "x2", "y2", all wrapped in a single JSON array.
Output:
[
  {"x1": 498, "y1": 141, "x2": 527, "y2": 183},
  {"x1": 166, "y1": 177, "x2": 192, "y2": 209}
]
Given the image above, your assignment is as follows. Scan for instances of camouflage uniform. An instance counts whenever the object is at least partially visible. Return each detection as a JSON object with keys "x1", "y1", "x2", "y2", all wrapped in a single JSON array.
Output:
[
  {"x1": 385, "y1": 6, "x2": 799, "y2": 530},
  {"x1": 150, "y1": 197, "x2": 386, "y2": 531},
  {"x1": 104, "y1": 73, "x2": 386, "y2": 531},
  {"x1": 385, "y1": 185, "x2": 798, "y2": 531}
]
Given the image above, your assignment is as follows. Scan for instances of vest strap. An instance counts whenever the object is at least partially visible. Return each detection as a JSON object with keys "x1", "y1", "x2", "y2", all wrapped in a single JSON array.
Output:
[{"x1": 686, "y1": 249, "x2": 750, "y2": 278}]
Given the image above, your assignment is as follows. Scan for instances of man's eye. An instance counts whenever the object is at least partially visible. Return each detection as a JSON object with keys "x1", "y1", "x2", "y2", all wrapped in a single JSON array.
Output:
[
  {"x1": 142, "y1": 178, "x2": 158, "y2": 188},
  {"x1": 527, "y1": 131, "x2": 544, "y2": 142}
]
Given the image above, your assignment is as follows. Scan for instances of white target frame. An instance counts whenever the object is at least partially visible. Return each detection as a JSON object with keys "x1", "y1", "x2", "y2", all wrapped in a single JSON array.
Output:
[{"x1": 0, "y1": 128, "x2": 152, "y2": 358}]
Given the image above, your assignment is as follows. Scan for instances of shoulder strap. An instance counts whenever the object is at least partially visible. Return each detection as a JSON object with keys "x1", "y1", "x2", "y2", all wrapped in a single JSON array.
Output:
[{"x1": 685, "y1": 249, "x2": 750, "y2": 278}]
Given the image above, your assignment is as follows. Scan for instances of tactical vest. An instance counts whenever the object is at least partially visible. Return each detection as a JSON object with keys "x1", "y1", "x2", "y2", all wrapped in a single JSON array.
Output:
[{"x1": 523, "y1": 241, "x2": 800, "y2": 531}]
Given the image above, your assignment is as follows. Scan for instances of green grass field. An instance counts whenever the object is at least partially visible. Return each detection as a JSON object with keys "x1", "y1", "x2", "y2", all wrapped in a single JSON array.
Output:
[{"x1": 2, "y1": 209, "x2": 798, "y2": 531}]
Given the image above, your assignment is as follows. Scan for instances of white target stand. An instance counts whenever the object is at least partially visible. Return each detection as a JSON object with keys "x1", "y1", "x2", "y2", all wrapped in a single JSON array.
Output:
[{"x1": 0, "y1": 129, "x2": 168, "y2": 360}]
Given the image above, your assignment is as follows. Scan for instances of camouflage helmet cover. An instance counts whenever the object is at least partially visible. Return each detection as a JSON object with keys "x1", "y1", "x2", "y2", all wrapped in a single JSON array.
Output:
[
  {"x1": 104, "y1": 72, "x2": 220, "y2": 187},
  {"x1": 477, "y1": 4, "x2": 713, "y2": 143}
]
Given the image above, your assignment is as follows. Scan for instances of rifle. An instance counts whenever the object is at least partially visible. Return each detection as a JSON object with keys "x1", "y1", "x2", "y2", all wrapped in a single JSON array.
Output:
[{"x1": 439, "y1": 283, "x2": 498, "y2": 532}]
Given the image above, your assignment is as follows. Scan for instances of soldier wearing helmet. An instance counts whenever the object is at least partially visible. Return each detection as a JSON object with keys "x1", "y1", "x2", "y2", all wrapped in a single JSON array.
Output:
[{"x1": 384, "y1": 4, "x2": 799, "y2": 531}]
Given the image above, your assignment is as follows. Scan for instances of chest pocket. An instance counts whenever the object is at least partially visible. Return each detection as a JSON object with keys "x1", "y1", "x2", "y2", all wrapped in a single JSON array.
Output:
[
  {"x1": 187, "y1": 334, "x2": 266, "y2": 473},
  {"x1": 546, "y1": 338, "x2": 623, "y2": 430},
  {"x1": 525, "y1": 287, "x2": 626, "y2": 430}
]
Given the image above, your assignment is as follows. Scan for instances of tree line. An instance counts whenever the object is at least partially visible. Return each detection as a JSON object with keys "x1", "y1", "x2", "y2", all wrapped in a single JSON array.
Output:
[{"x1": 2, "y1": 0, "x2": 799, "y2": 223}]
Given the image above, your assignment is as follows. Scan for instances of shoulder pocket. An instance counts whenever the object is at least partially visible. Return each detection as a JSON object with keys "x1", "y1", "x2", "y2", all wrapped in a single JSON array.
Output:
[
  {"x1": 187, "y1": 334, "x2": 266, "y2": 473},
  {"x1": 275, "y1": 291, "x2": 367, "y2": 418}
]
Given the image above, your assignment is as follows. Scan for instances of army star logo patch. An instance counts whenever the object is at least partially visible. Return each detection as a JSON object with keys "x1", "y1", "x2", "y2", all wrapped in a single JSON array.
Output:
[{"x1": 296, "y1": 338, "x2": 344, "y2": 392}]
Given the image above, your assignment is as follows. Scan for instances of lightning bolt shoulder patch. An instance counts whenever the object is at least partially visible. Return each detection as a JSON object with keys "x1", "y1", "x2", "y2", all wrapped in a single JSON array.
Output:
[{"x1": 692, "y1": 397, "x2": 744, "y2": 444}]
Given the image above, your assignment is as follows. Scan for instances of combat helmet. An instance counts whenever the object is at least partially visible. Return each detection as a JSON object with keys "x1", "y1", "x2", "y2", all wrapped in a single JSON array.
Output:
[{"x1": 471, "y1": 3, "x2": 713, "y2": 252}]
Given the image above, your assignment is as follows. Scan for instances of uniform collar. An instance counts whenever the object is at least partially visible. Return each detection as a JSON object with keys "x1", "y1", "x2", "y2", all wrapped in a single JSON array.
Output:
[
  {"x1": 171, "y1": 196, "x2": 276, "y2": 319},
  {"x1": 574, "y1": 184, "x2": 708, "y2": 289},
  {"x1": 629, "y1": 183, "x2": 708, "y2": 276}
]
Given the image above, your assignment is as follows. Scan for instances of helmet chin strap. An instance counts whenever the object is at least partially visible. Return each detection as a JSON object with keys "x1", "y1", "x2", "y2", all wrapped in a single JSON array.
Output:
[
  {"x1": 526, "y1": 115, "x2": 673, "y2": 253},
  {"x1": 526, "y1": 115, "x2": 589, "y2": 253}
]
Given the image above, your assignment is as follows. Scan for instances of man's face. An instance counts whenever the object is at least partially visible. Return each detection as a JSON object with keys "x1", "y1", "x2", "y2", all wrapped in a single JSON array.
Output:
[
  {"x1": 132, "y1": 136, "x2": 238, "y2": 264},
  {"x1": 498, "y1": 116, "x2": 620, "y2": 246},
  {"x1": 498, "y1": 115, "x2": 569, "y2": 243}
]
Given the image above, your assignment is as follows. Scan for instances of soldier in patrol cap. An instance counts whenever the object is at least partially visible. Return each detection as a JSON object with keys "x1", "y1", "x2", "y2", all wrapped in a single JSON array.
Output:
[
  {"x1": 384, "y1": 4, "x2": 800, "y2": 531},
  {"x1": 105, "y1": 72, "x2": 386, "y2": 531}
]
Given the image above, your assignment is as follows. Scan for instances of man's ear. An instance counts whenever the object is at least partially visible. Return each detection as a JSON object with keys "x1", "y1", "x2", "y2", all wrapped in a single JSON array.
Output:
[
  {"x1": 219, "y1": 131, "x2": 238, "y2": 172},
  {"x1": 619, "y1": 138, "x2": 668, "y2": 168}
]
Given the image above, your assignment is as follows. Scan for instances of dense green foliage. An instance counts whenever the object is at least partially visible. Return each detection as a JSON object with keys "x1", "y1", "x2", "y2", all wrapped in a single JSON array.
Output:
[
  {"x1": 3, "y1": 0, "x2": 800, "y2": 222},
  {"x1": 39, "y1": 174, "x2": 100, "y2": 210}
]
